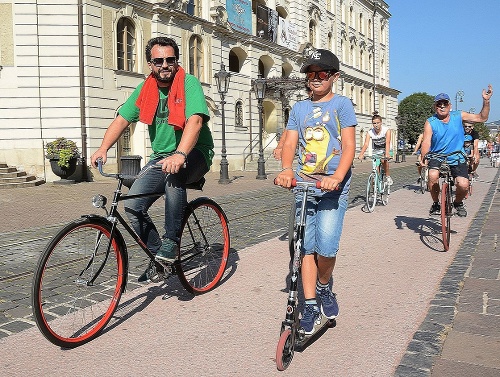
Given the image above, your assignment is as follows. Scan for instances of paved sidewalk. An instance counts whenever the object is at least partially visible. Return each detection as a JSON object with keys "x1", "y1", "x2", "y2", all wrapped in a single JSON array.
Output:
[{"x1": 0, "y1": 157, "x2": 498, "y2": 376}]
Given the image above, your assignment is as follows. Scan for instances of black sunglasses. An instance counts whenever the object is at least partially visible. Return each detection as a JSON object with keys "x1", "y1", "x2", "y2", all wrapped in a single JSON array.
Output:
[
  {"x1": 435, "y1": 101, "x2": 449, "y2": 108},
  {"x1": 150, "y1": 57, "x2": 177, "y2": 67}
]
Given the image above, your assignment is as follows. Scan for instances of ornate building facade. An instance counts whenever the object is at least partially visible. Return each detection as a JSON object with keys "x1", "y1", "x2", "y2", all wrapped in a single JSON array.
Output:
[{"x1": 0, "y1": 0, "x2": 399, "y2": 182}]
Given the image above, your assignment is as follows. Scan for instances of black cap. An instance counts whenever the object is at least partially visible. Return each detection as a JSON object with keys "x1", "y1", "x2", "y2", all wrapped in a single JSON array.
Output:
[{"x1": 300, "y1": 49, "x2": 340, "y2": 73}]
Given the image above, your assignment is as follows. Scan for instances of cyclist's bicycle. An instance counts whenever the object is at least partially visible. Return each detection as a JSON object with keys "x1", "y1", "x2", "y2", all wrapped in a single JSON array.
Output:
[
  {"x1": 365, "y1": 155, "x2": 392, "y2": 212},
  {"x1": 425, "y1": 151, "x2": 465, "y2": 251},
  {"x1": 32, "y1": 159, "x2": 230, "y2": 348},
  {"x1": 466, "y1": 157, "x2": 474, "y2": 197},
  {"x1": 275, "y1": 179, "x2": 336, "y2": 371}
]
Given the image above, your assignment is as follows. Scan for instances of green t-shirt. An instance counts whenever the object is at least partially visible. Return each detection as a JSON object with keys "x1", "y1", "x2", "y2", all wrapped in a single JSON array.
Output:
[{"x1": 119, "y1": 74, "x2": 214, "y2": 167}]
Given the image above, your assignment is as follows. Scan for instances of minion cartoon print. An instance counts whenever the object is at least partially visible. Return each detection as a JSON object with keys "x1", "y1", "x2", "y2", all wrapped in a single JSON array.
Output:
[{"x1": 301, "y1": 107, "x2": 342, "y2": 174}]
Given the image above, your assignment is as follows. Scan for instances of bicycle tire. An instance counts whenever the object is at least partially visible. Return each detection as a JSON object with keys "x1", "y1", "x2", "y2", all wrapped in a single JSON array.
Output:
[
  {"x1": 276, "y1": 328, "x2": 294, "y2": 371},
  {"x1": 468, "y1": 174, "x2": 473, "y2": 196},
  {"x1": 178, "y1": 197, "x2": 230, "y2": 294},
  {"x1": 366, "y1": 173, "x2": 377, "y2": 212},
  {"x1": 440, "y1": 182, "x2": 451, "y2": 251},
  {"x1": 32, "y1": 218, "x2": 125, "y2": 348}
]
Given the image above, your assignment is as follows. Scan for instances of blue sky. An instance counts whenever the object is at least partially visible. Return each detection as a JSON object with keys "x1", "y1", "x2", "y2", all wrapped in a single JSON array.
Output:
[{"x1": 389, "y1": 0, "x2": 500, "y2": 122}]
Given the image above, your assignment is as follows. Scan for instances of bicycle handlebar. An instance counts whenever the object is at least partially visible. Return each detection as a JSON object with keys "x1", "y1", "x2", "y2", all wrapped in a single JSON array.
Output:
[
  {"x1": 96, "y1": 158, "x2": 163, "y2": 181},
  {"x1": 273, "y1": 178, "x2": 323, "y2": 189},
  {"x1": 424, "y1": 150, "x2": 466, "y2": 161}
]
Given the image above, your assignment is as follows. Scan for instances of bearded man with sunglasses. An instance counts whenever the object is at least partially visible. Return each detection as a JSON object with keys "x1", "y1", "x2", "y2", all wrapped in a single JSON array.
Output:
[
  {"x1": 276, "y1": 49, "x2": 356, "y2": 336},
  {"x1": 421, "y1": 86, "x2": 493, "y2": 217},
  {"x1": 91, "y1": 37, "x2": 213, "y2": 282}
]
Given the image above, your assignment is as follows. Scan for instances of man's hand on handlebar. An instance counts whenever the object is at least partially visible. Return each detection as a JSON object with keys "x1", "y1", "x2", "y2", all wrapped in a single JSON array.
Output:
[{"x1": 91, "y1": 149, "x2": 108, "y2": 168}]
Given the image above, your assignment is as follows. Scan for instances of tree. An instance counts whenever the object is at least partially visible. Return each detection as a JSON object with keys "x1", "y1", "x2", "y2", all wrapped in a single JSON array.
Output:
[
  {"x1": 472, "y1": 122, "x2": 491, "y2": 141},
  {"x1": 398, "y1": 92, "x2": 435, "y2": 146}
]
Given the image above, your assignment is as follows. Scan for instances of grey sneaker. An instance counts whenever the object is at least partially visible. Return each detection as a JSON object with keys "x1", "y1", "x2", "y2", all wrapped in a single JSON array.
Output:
[
  {"x1": 316, "y1": 287, "x2": 339, "y2": 319},
  {"x1": 386, "y1": 176, "x2": 393, "y2": 186},
  {"x1": 155, "y1": 238, "x2": 179, "y2": 263},
  {"x1": 429, "y1": 202, "x2": 440, "y2": 216},
  {"x1": 453, "y1": 202, "x2": 467, "y2": 217},
  {"x1": 300, "y1": 304, "x2": 322, "y2": 335}
]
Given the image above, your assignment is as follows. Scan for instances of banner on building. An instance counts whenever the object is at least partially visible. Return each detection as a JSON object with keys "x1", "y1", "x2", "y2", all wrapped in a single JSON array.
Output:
[
  {"x1": 256, "y1": 4, "x2": 278, "y2": 42},
  {"x1": 226, "y1": 0, "x2": 252, "y2": 35},
  {"x1": 278, "y1": 17, "x2": 299, "y2": 51}
]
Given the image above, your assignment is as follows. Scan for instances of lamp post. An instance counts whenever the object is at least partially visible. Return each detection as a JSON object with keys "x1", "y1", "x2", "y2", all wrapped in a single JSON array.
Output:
[
  {"x1": 455, "y1": 90, "x2": 464, "y2": 111},
  {"x1": 214, "y1": 63, "x2": 231, "y2": 184},
  {"x1": 253, "y1": 75, "x2": 267, "y2": 180}
]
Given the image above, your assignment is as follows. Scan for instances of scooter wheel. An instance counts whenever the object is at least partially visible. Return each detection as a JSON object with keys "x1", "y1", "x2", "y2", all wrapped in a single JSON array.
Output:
[{"x1": 276, "y1": 329, "x2": 294, "y2": 371}]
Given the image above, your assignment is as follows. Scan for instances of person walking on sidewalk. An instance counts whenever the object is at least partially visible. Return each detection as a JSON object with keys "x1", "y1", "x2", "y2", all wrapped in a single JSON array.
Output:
[
  {"x1": 275, "y1": 49, "x2": 356, "y2": 335},
  {"x1": 90, "y1": 36, "x2": 214, "y2": 281},
  {"x1": 358, "y1": 114, "x2": 393, "y2": 186},
  {"x1": 421, "y1": 85, "x2": 493, "y2": 217}
]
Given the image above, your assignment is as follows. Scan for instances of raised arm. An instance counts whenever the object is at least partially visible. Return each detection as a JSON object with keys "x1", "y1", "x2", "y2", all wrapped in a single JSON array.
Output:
[{"x1": 462, "y1": 84, "x2": 493, "y2": 123}]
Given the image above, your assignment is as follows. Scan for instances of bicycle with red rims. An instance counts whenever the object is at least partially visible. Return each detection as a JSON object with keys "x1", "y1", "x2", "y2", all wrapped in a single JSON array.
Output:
[
  {"x1": 425, "y1": 150, "x2": 465, "y2": 251},
  {"x1": 32, "y1": 158, "x2": 230, "y2": 348},
  {"x1": 466, "y1": 157, "x2": 474, "y2": 197},
  {"x1": 274, "y1": 178, "x2": 336, "y2": 371}
]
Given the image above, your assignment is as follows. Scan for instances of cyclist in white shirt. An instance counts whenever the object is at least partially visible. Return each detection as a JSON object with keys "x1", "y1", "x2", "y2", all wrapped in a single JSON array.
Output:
[{"x1": 358, "y1": 114, "x2": 393, "y2": 185}]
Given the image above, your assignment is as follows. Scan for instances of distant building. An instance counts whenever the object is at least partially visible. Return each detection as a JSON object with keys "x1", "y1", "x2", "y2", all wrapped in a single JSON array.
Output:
[{"x1": 0, "y1": 0, "x2": 399, "y2": 182}]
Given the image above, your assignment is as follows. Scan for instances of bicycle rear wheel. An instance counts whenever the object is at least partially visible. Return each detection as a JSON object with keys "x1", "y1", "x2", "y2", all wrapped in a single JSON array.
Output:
[
  {"x1": 366, "y1": 173, "x2": 377, "y2": 212},
  {"x1": 468, "y1": 173, "x2": 473, "y2": 196},
  {"x1": 440, "y1": 182, "x2": 452, "y2": 251},
  {"x1": 32, "y1": 218, "x2": 125, "y2": 348},
  {"x1": 178, "y1": 198, "x2": 230, "y2": 294}
]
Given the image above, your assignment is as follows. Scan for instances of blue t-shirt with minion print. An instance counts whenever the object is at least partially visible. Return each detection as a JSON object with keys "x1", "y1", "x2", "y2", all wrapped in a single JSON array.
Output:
[{"x1": 286, "y1": 94, "x2": 357, "y2": 197}]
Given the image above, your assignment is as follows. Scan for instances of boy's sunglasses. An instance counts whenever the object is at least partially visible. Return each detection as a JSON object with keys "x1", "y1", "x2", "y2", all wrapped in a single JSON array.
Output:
[{"x1": 306, "y1": 71, "x2": 336, "y2": 81}]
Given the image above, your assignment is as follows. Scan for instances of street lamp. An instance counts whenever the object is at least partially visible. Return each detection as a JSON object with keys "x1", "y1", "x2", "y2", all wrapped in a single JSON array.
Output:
[
  {"x1": 214, "y1": 63, "x2": 231, "y2": 184},
  {"x1": 253, "y1": 75, "x2": 267, "y2": 180},
  {"x1": 455, "y1": 90, "x2": 464, "y2": 111}
]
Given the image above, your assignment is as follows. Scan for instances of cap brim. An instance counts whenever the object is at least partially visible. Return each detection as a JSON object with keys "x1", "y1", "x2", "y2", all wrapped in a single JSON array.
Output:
[{"x1": 300, "y1": 63, "x2": 337, "y2": 73}]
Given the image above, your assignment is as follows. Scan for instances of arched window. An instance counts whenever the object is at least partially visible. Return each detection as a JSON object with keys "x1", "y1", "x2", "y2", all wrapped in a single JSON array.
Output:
[
  {"x1": 189, "y1": 35, "x2": 204, "y2": 81},
  {"x1": 359, "y1": 13, "x2": 364, "y2": 34},
  {"x1": 349, "y1": 6, "x2": 354, "y2": 28},
  {"x1": 350, "y1": 45, "x2": 355, "y2": 66},
  {"x1": 229, "y1": 50, "x2": 239, "y2": 73},
  {"x1": 359, "y1": 49, "x2": 364, "y2": 71},
  {"x1": 117, "y1": 18, "x2": 136, "y2": 72},
  {"x1": 309, "y1": 20, "x2": 317, "y2": 46},
  {"x1": 235, "y1": 101, "x2": 244, "y2": 129},
  {"x1": 368, "y1": 19, "x2": 372, "y2": 38}
]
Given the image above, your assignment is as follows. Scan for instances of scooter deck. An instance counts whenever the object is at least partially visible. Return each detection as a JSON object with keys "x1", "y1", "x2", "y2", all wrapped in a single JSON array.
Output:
[{"x1": 296, "y1": 314, "x2": 336, "y2": 348}]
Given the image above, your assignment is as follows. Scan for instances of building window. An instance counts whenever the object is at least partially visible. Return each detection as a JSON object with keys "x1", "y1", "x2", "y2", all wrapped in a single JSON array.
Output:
[
  {"x1": 117, "y1": 18, "x2": 136, "y2": 71},
  {"x1": 189, "y1": 35, "x2": 204, "y2": 81},
  {"x1": 309, "y1": 20, "x2": 317, "y2": 46},
  {"x1": 187, "y1": 0, "x2": 201, "y2": 17},
  {"x1": 235, "y1": 101, "x2": 244, "y2": 128}
]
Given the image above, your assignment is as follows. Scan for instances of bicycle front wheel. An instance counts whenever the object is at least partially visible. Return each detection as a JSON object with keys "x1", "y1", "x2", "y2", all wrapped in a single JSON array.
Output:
[
  {"x1": 178, "y1": 198, "x2": 230, "y2": 294},
  {"x1": 32, "y1": 218, "x2": 125, "y2": 348},
  {"x1": 366, "y1": 173, "x2": 377, "y2": 212},
  {"x1": 440, "y1": 182, "x2": 452, "y2": 251}
]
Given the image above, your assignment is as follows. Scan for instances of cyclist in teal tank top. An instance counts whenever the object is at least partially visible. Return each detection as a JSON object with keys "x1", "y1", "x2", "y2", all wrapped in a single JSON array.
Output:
[{"x1": 421, "y1": 87, "x2": 493, "y2": 217}]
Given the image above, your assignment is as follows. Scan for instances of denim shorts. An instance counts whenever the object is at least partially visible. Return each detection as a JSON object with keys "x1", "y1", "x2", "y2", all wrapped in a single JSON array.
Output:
[{"x1": 294, "y1": 193, "x2": 348, "y2": 258}]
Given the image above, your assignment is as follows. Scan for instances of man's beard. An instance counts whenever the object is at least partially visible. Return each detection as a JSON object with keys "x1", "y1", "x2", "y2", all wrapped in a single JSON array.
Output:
[{"x1": 153, "y1": 68, "x2": 175, "y2": 83}]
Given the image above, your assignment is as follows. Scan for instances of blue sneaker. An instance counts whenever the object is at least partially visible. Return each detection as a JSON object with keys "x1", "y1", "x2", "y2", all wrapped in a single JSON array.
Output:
[
  {"x1": 316, "y1": 286, "x2": 339, "y2": 319},
  {"x1": 300, "y1": 304, "x2": 322, "y2": 335},
  {"x1": 155, "y1": 238, "x2": 179, "y2": 263}
]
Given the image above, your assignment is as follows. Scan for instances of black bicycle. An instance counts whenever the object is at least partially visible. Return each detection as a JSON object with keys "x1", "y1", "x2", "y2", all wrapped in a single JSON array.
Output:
[{"x1": 32, "y1": 159, "x2": 230, "y2": 348}]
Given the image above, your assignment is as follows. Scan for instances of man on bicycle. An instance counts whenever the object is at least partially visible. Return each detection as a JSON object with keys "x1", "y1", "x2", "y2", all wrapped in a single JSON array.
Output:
[
  {"x1": 421, "y1": 86, "x2": 493, "y2": 217},
  {"x1": 358, "y1": 113, "x2": 393, "y2": 186},
  {"x1": 90, "y1": 37, "x2": 213, "y2": 282}
]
